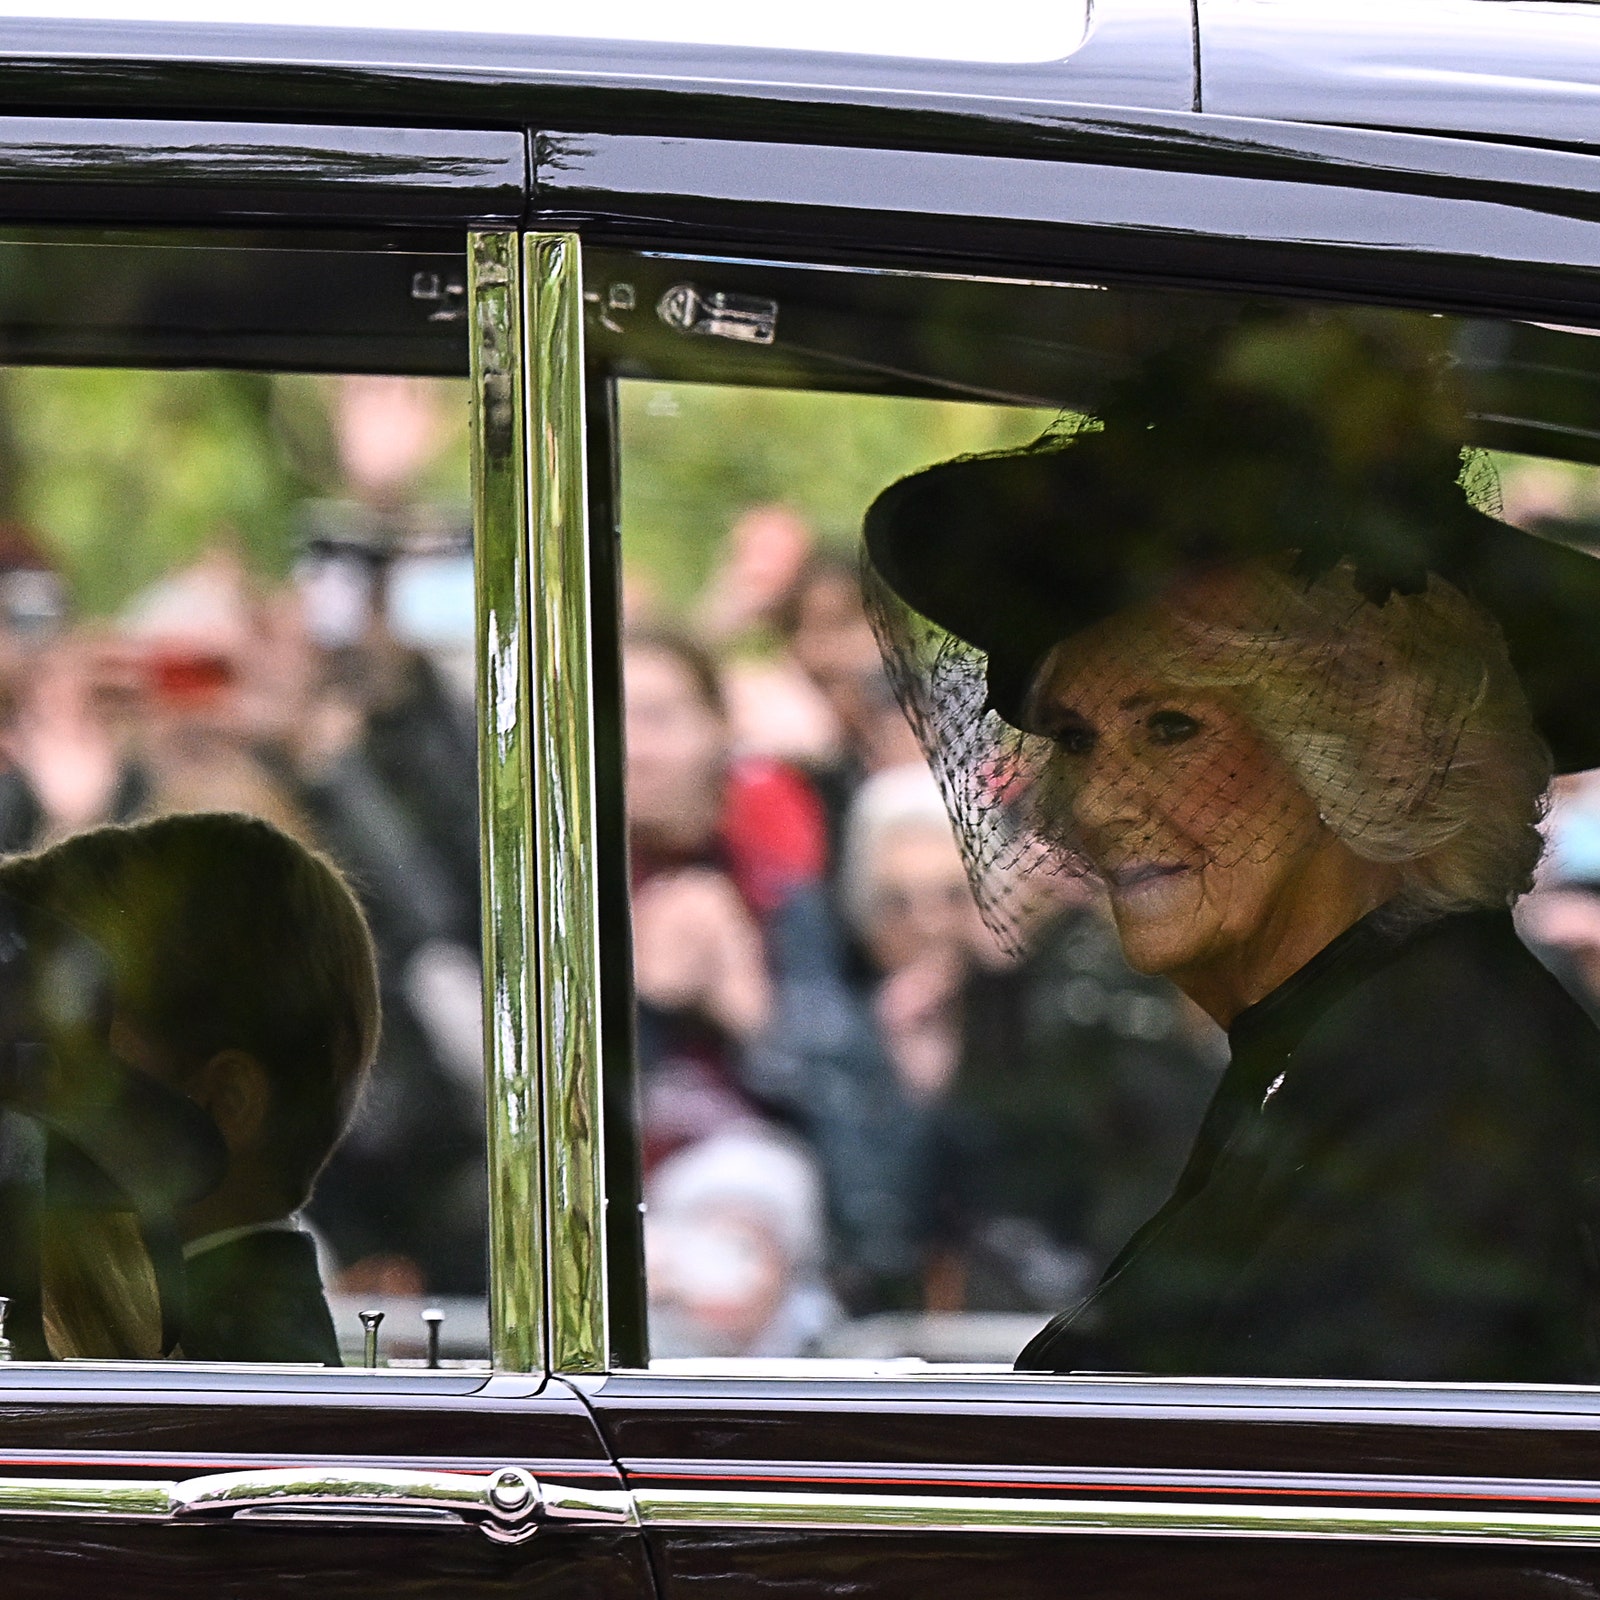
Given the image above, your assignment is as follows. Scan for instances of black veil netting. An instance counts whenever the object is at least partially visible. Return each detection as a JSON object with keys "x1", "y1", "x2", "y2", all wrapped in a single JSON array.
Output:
[{"x1": 859, "y1": 312, "x2": 1567, "y2": 957}]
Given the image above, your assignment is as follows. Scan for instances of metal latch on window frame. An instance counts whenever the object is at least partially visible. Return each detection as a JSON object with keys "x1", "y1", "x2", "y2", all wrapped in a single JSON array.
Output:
[{"x1": 656, "y1": 284, "x2": 779, "y2": 344}]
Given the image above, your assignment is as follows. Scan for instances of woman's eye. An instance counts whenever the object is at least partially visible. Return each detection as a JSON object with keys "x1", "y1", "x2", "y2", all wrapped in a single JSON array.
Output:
[
  {"x1": 1146, "y1": 708, "x2": 1201, "y2": 745},
  {"x1": 1048, "y1": 721, "x2": 1095, "y2": 755}
]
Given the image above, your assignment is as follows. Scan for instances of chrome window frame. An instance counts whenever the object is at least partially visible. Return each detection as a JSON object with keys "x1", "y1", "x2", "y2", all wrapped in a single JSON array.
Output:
[
  {"x1": 525, "y1": 232, "x2": 609, "y2": 1375},
  {"x1": 472, "y1": 227, "x2": 544, "y2": 1373},
  {"x1": 480, "y1": 228, "x2": 609, "y2": 1376}
]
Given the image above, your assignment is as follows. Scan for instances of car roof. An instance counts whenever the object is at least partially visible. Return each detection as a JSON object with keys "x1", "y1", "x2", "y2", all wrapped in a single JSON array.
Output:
[
  {"x1": 1203, "y1": 0, "x2": 1600, "y2": 151},
  {"x1": 0, "y1": 0, "x2": 1592, "y2": 155},
  {"x1": 0, "y1": 0, "x2": 1093, "y2": 64}
]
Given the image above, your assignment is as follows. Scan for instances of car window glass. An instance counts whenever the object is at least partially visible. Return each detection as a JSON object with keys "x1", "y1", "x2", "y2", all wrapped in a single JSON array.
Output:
[
  {"x1": 590, "y1": 250, "x2": 1600, "y2": 1377},
  {"x1": 0, "y1": 239, "x2": 487, "y2": 1368}
]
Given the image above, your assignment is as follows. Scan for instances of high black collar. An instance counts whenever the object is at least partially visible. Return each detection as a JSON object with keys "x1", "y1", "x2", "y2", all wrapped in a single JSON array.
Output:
[{"x1": 1227, "y1": 904, "x2": 1414, "y2": 1064}]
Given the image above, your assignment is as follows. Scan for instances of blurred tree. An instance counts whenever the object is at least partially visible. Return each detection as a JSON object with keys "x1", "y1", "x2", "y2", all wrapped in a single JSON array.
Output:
[
  {"x1": 618, "y1": 381, "x2": 1054, "y2": 610},
  {"x1": 0, "y1": 368, "x2": 467, "y2": 617}
]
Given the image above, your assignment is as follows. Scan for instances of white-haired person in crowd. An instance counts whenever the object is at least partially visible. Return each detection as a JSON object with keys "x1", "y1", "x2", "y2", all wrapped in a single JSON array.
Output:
[
  {"x1": 839, "y1": 763, "x2": 996, "y2": 1104},
  {"x1": 645, "y1": 1128, "x2": 842, "y2": 1359}
]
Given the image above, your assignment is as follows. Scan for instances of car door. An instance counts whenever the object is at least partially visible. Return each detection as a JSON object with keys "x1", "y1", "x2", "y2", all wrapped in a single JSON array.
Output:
[
  {"x1": 0, "y1": 119, "x2": 656, "y2": 1600},
  {"x1": 523, "y1": 102, "x2": 1600, "y2": 1600}
]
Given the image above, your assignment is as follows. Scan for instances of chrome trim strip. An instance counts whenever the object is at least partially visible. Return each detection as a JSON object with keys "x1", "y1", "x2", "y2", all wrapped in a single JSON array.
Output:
[
  {"x1": 630, "y1": 1456, "x2": 1600, "y2": 1506},
  {"x1": 632, "y1": 1487, "x2": 1600, "y2": 1546},
  {"x1": 524, "y1": 231, "x2": 608, "y2": 1375},
  {"x1": 471, "y1": 228, "x2": 543, "y2": 1374},
  {"x1": 0, "y1": 1476, "x2": 171, "y2": 1519}
]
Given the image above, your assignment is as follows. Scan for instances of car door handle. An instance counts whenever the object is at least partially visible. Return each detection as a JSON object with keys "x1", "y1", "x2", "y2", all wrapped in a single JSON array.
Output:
[{"x1": 0, "y1": 1466, "x2": 635, "y2": 1544}]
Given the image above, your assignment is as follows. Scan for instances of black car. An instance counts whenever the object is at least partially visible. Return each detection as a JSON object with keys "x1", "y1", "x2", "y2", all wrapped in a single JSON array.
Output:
[{"x1": 0, "y1": 3, "x2": 1597, "y2": 1597}]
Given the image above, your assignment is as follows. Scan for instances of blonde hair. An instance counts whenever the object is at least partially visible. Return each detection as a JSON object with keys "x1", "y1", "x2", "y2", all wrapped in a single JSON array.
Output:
[
  {"x1": 1159, "y1": 559, "x2": 1550, "y2": 925},
  {"x1": 41, "y1": 1212, "x2": 162, "y2": 1360}
]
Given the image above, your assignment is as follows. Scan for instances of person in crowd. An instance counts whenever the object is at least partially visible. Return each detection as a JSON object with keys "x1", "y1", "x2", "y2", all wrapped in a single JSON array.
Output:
[
  {"x1": 693, "y1": 506, "x2": 842, "y2": 771},
  {"x1": 840, "y1": 764, "x2": 1219, "y2": 1315},
  {"x1": 840, "y1": 764, "x2": 993, "y2": 1105},
  {"x1": 645, "y1": 1127, "x2": 842, "y2": 1358},
  {"x1": 774, "y1": 552, "x2": 922, "y2": 854},
  {"x1": 694, "y1": 504, "x2": 816, "y2": 650},
  {"x1": 625, "y1": 626, "x2": 830, "y2": 1166},
  {"x1": 284, "y1": 532, "x2": 486, "y2": 1300},
  {"x1": 0, "y1": 523, "x2": 147, "y2": 851},
  {"x1": 931, "y1": 896, "x2": 1222, "y2": 1314},
  {"x1": 864, "y1": 310, "x2": 1600, "y2": 1382},
  {"x1": 117, "y1": 546, "x2": 309, "y2": 834},
  {"x1": 270, "y1": 374, "x2": 485, "y2": 1300},
  {"x1": 0, "y1": 811, "x2": 380, "y2": 1363}
]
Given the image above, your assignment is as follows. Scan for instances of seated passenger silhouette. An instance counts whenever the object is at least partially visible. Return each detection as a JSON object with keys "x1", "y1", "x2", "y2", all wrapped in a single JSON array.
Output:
[{"x1": 0, "y1": 813, "x2": 379, "y2": 1364}]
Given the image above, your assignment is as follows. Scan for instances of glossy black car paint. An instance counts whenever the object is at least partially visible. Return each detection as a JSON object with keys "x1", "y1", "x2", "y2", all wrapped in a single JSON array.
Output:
[
  {"x1": 535, "y1": 126, "x2": 1600, "y2": 326},
  {"x1": 0, "y1": 115, "x2": 522, "y2": 228},
  {"x1": 588, "y1": 1374, "x2": 1600, "y2": 1597},
  {"x1": 0, "y1": 3, "x2": 1594, "y2": 1597},
  {"x1": 1201, "y1": 0, "x2": 1600, "y2": 150}
]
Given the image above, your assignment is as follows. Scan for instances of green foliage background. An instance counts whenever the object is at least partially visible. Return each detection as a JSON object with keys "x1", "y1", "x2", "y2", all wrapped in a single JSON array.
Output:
[
  {"x1": 0, "y1": 365, "x2": 1584, "y2": 625},
  {"x1": 0, "y1": 369, "x2": 468, "y2": 617},
  {"x1": 618, "y1": 379, "x2": 1056, "y2": 608}
]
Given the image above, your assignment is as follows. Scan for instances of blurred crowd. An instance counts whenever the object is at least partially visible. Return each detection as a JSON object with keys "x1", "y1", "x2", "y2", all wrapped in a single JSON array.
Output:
[
  {"x1": 0, "y1": 375, "x2": 486, "y2": 1305},
  {"x1": 626, "y1": 506, "x2": 1229, "y2": 1359},
  {"x1": 15, "y1": 366, "x2": 1600, "y2": 1365}
]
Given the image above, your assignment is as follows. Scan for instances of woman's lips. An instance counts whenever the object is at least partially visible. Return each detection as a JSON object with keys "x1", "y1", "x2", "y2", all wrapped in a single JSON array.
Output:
[{"x1": 1107, "y1": 862, "x2": 1192, "y2": 898}]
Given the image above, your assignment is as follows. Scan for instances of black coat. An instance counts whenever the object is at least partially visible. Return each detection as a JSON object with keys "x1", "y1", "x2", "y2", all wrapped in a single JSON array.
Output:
[
  {"x1": 1018, "y1": 908, "x2": 1600, "y2": 1383},
  {"x1": 181, "y1": 1229, "x2": 341, "y2": 1366}
]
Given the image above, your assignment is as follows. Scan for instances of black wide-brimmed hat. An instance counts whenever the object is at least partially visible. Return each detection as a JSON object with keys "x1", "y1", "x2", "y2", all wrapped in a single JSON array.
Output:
[{"x1": 864, "y1": 318, "x2": 1600, "y2": 774}]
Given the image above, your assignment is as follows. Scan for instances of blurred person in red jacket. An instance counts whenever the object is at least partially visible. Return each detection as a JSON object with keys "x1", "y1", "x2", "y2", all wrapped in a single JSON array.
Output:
[
  {"x1": 773, "y1": 552, "x2": 921, "y2": 859},
  {"x1": 625, "y1": 626, "x2": 830, "y2": 1170}
]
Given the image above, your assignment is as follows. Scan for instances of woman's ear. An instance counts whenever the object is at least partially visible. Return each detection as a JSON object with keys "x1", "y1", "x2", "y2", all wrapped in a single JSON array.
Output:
[{"x1": 186, "y1": 1050, "x2": 272, "y2": 1152}]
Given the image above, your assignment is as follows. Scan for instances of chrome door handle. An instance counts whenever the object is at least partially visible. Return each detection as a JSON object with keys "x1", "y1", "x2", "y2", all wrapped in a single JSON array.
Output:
[
  {"x1": 174, "y1": 1465, "x2": 554, "y2": 1542},
  {"x1": 0, "y1": 1466, "x2": 634, "y2": 1545}
]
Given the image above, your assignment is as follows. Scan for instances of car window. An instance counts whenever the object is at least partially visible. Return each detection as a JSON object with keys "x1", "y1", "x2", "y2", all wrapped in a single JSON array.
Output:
[
  {"x1": 588, "y1": 249, "x2": 1600, "y2": 1377},
  {"x1": 0, "y1": 231, "x2": 488, "y2": 1369}
]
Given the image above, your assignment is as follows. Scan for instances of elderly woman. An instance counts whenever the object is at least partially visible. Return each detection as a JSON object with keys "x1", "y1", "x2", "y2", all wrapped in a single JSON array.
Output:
[{"x1": 863, "y1": 312, "x2": 1600, "y2": 1382}]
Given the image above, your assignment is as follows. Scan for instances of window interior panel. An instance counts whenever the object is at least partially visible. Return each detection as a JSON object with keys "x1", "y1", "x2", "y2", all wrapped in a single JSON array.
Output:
[
  {"x1": 0, "y1": 230, "x2": 468, "y2": 374},
  {"x1": 588, "y1": 247, "x2": 1600, "y2": 1375}
]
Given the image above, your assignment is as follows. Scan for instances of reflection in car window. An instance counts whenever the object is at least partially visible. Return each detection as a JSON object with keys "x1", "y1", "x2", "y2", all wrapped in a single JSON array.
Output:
[
  {"x1": 0, "y1": 368, "x2": 487, "y2": 1366},
  {"x1": 601, "y1": 266, "x2": 1600, "y2": 1379}
]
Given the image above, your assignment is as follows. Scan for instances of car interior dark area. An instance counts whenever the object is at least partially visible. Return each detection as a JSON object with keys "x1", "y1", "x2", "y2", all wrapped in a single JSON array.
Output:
[
  {"x1": 585, "y1": 248, "x2": 1600, "y2": 466},
  {"x1": 0, "y1": 230, "x2": 469, "y2": 374}
]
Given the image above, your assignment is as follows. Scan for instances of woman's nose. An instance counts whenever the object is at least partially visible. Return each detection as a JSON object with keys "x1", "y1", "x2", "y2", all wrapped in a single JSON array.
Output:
[{"x1": 1067, "y1": 745, "x2": 1149, "y2": 842}]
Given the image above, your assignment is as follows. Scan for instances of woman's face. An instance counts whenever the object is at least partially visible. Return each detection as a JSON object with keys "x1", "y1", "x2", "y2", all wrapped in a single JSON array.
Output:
[
  {"x1": 1026, "y1": 612, "x2": 1367, "y2": 1019},
  {"x1": 862, "y1": 821, "x2": 980, "y2": 976},
  {"x1": 624, "y1": 644, "x2": 727, "y2": 854}
]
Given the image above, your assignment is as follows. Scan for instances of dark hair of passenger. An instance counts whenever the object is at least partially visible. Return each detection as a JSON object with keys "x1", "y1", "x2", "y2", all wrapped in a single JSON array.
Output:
[
  {"x1": 624, "y1": 624, "x2": 727, "y2": 718},
  {"x1": 0, "y1": 812, "x2": 380, "y2": 1211},
  {"x1": 771, "y1": 550, "x2": 861, "y2": 642}
]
